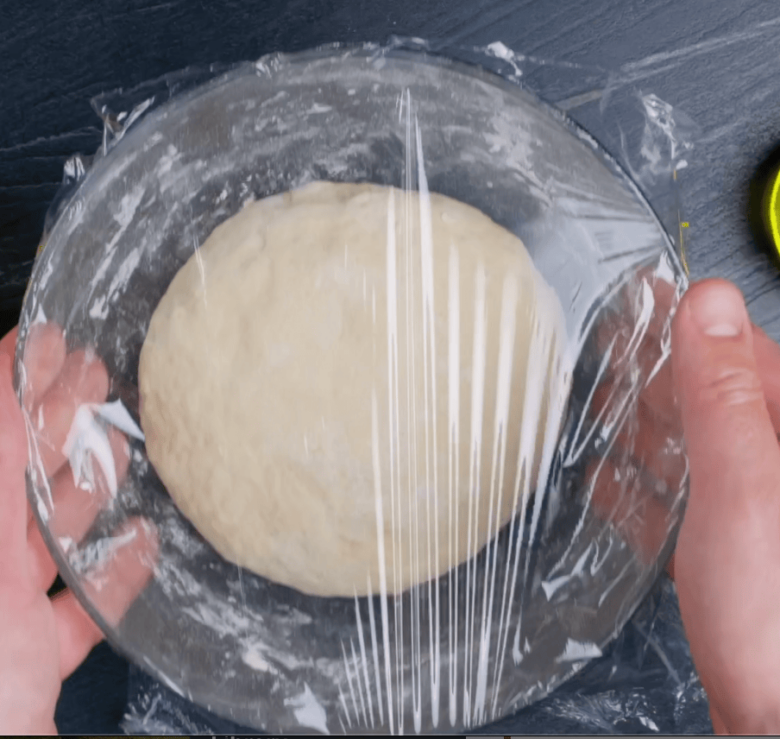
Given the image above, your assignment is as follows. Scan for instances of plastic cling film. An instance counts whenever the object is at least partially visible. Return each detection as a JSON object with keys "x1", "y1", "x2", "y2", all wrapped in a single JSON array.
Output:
[
  {"x1": 16, "y1": 42, "x2": 691, "y2": 735},
  {"x1": 120, "y1": 576, "x2": 711, "y2": 735}
]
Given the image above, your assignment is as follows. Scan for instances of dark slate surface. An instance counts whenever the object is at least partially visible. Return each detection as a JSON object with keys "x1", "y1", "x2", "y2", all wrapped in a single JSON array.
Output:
[
  {"x1": 2, "y1": 0, "x2": 778, "y2": 733},
  {"x1": 3, "y1": 1, "x2": 780, "y2": 339}
]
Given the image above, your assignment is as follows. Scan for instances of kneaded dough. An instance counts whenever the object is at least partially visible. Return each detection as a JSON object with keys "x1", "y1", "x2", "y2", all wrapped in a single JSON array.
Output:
[{"x1": 139, "y1": 181, "x2": 567, "y2": 597}]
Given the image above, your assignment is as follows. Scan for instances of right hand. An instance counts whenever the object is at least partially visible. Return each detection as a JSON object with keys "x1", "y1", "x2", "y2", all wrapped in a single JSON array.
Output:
[
  {"x1": 671, "y1": 279, "x2": 780, "y2": 734},
  {"x1": 587, "y1": 274, "x2": 780, "y2": 734}
]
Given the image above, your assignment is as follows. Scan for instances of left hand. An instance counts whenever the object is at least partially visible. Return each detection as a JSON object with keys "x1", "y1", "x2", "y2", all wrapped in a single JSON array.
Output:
[{"x1": 0, "y1": 325, "x2": 157, "y2": 734}]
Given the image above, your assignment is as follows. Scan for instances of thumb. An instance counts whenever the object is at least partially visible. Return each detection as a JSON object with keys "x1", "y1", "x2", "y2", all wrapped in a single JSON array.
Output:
[
  {"x1": 672, "y1": 279, "x2": 779, "y2": 508},
  {"x1": 0, "y1": 346, "x2": 28, "y2": 574},
  {"x1": 672, "y1": 279, "x2": 780, "y2": 734}
]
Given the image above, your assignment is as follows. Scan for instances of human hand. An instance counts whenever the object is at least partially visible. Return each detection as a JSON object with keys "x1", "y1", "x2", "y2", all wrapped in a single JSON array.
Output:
[
  {"x1": 0, "y1": 324, "x2": 158, "y2": 734},
  {"x1": 584, "y1": 271, "x2": 780, "y2": 733},
  {"x1": 671, "y1": 279, "x2": 780, "y2": 735},
  {"x1": 569, "y1": 265, "x2": 780, "y2": 734},
  {"x1": 582, "y1": 265, "x2": 687, "y2": 569}
]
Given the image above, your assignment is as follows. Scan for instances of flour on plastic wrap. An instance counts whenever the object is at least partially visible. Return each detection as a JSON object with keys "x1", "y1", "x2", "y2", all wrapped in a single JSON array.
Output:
[
  {"x1": 87, "y1": 184, "x2": 148, "y2": 318},
  {"x1": 484, "y1": 41, "x2": 524, "y2": 79},
  {"x1": 143, "y1": 131, "x2": 164, "y2": 151},
  {"x1": 33, "y1": 303, "x2": 47, "y2": 326},
  {"x1": 64, "y1": 404, "x2": 119, "y2": 496},
  {"x1": 87, "y1": 147, "x2": 191, "y2": 322},
  {"x1": 54, "y1": 150, "x2": 141, "y2": 245},
  {"x1": 541, "y1": 540, "x2": 594, "y2": 600},
  {"x1": 556, "y1": 639, "x2": 603, "y2": 663},
  {"x1": 142, "y1": 656, "x2": 186, "y2": 698},
  {"x1": 633, "y1": 93, "x2": 694, "y2": 184},
  {"x1": 90, "y1": 246, "x2": 145, "y2": 320},
  {"x1": 68, "y1": 526, "x2": 138, "y2": 577},
  {"x1": 96, "y1": 399, "x2": 145, "y2": 440},
  {"x1": 241, "y1": 639, "x2": 309, "y2": 674},
  {"x1": 242, "y1": 645, "x2": 279, "y2": 675},
  {"x1": 113, "y1": 187, "x2": 146, "y2": 230},
  {"x1": 60, "y1": 398, "x2": 142, "y2": 504},
  {"x1": 36, "y1": 259, "x2": 55, "y2": 297},
  {"x1": 286, "y1": 683, "x2": 330, "y2": 735},
  {"x1": 156, "y1": 144, "x2": 180, "y2": 176}
]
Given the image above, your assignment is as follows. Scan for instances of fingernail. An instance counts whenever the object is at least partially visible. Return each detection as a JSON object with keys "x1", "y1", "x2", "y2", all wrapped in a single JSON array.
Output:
[{"x1": 688, "y1": 282, "x2": 747, "y2": 338}]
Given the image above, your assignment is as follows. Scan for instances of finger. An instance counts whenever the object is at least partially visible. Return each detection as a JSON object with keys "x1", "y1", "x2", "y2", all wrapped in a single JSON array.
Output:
[
  {"x1": 0, "y1": 325, "x2": 18, "y2": 358},
  {"x1": 753, "y1": 323, "x2": 780, "y2": 433},
  {"x1": 81, "y1": 517, "x2": 158, "y2": 629},
  {"x1": 587, "y1": 456, "x2": 674, "y2": 566},
  {"x1": 25, "y1": 525, "x2": 60, "y2": 595},
  {"x1": 594, "y1": 326, "x2": 679, "y2": 424},
  {"x1": 624, "y1": 264, "x2": 679, "y2": 339},
  {"x1": 644, "y1": 318, "x2": 780, "y2": 433},
  {"x1": 0, "y1": 350, "x2": 29, "y2": 580},
  {"x1": 617, "y1": 401, "x2": 685, "y2": 494},
  {"x1": 55, "y1": 517, "x2": 158, "y2": 681},
  {"x1": 672, "y1": 279, "x2": 780, "y2": 732},
  {"x1": 709, "y1": 702, "x2": 730, "y2": 735},
  {"x1": 48, "y1": 425, "x2": 131, "y2": 540},
  {"x1": 32, "y1": 350, "x2": 109, "y2": 478},
  {"x1": 595, "y1": 307, "x2": 665, "y2": 364},
  {"x1": 595, "y1": 325, "x2": 777, "y2": 502},
  {"x1": 20, "y1": 323, "x2": 67, "y2": 411},
  {"x1": 639, "y1": 325, "x2": 780, "y2": 499},
  {"x1": 594, "y1": 311, "x2": 679, "y2": 430},
  {"x1": 15, "y1": 324, "x2": 66, "y2": 528},
  {"x1": 0, "y1": 327, "x2": 39, "y2": 530},
  {"x1": 27, "y1": 427, "x2": 131, "y2": 593},
  {"x1": 51, "y1": 588, "x2": 103, "y2": 681},
  {"x1": 595, "y1": 308, "x2": 667, "y2": 397},
  {"x1": 601, "y1": 266, "x2": 679, "y2": 360},
  {"x1": 639, "y1": 356, "x2": 680, "y2": 432},
  {"x1": 672, "y1": 280, "x2": 780, "y2": 508},
  {"x1": 591, "y1": 380, "x2": 685, "y2": 493}
]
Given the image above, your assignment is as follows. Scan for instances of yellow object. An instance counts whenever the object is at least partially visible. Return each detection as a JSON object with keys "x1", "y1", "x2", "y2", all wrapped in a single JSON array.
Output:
[
  {"x1": 767, "y1": 166, "x2": 780, "y2": 259},
  {"x1": 674, "y1": 168, "x2": 690, "y2": 276}
]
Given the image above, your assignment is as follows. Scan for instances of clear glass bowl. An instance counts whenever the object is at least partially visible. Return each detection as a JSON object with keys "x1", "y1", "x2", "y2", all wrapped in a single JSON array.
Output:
[{"x1": 16, "y1": 47, "x2": 688, "y2": 734}]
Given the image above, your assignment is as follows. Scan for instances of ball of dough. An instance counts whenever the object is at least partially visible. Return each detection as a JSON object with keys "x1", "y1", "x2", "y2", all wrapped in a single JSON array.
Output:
[{"x1": 139, "y1": 181, "x2": 567, "y2": 598}]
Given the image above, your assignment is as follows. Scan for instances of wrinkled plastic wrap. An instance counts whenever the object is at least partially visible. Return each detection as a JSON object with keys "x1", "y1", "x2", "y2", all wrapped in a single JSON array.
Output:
[
  {"x1": 121, "y1": 575, "x2": 711, "y2": 735},
  {"x1": 15, "y1": 40, "x2": 699, "y2": 735}
]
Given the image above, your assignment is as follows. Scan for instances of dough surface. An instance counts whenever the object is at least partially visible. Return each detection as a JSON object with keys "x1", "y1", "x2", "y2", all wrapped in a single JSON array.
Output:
[{"x1": 139, "y1": 181, "x2": 567, "y2": 597}]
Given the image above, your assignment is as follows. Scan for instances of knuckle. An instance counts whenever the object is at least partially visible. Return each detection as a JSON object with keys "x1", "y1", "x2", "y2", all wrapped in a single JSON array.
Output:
[{"x1": 697, "y1": 365, "x2": 765, "y2": 407}]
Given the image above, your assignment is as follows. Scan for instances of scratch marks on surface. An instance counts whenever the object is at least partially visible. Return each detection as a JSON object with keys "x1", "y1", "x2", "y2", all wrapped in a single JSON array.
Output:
[
  {"x1": 553, "y1": 14, "x2": 780, "y2": 112},
  {"x1": 622, "y1": 15, "x2": 780, "y2": 74}
]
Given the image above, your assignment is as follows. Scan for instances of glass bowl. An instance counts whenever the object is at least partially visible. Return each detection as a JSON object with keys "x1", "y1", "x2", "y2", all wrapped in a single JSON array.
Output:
[{"x1": 16, "y1": 46, "x2": 688, "y2": 735}]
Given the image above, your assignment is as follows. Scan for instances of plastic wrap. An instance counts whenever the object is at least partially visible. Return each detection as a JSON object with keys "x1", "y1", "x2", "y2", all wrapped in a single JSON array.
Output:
[
  {"x1": 120, "y1": 575, "x2": 712, "y2": 735},
  {"x1": 15, "y1": 40, "x2": 697, "y2": 735}
]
